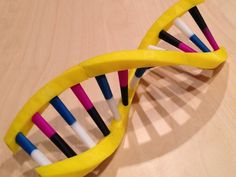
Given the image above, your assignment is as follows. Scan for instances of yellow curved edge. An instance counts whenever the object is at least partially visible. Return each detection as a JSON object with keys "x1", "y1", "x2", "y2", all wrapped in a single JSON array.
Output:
[
  {"x1": 38, "y1": 46, "x2": 227, "y2": 177},
  {"x1": 5, "y1": 49, "x2": 227, "y2": 152},
  {"x1": 138, "y1": 0, "x2": 205, "y2": 49},
  {"x1": 4, "y1": 48, "x2": 227, "y2": 177},
  {"x1": 3, "y1": 0, "x2": 227, "y2": 176}
]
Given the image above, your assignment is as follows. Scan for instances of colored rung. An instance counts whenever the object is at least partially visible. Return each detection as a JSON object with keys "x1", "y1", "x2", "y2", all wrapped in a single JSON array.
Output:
[
  {"x1": 32, "y1": 113, "x2": 77, "y2": 158},
  {"x1": 130, "y1": 46, "x2": 165, "y2": 89},
  {"x1": 159, "y1": 30, "x2": 197, "y2": 52},
  {"x1": 106, "y1": 97, "x2": 119, "y2": 120},
  {"x1": 190, "y1": 35, "x2": 210, "y2": 52},
  {"x1": 50, "y1": 96, "x2": 76, "y2": 125},
  {"x1": 50, "y1": 96, "x2": 96, "y2": 148},
  {"x1": 189, "y1": 6, "x2": 219, "y2": 50},
  {"x1": 118, "y1": 70, "x2": 128, "y2": 106},
  {"x1": 71, "y1": 84, "x2": 110, "y2": 136},
  {"x1": 15, "y1": 132, "x2": 52, "y2": 166},
  {"x1": 95, "y1": 75, "x2": 113, "y2": 100},
  {"x1": 95, "y1": 75, "x2": 120, "y2": 120},
  {"x1": 130, "y1": 68, "x2": 148, "y2": 89},
  {"x1": 174, "y1": 18, "x2": 210, "y2": 52},
  {"x1": 87, "y1": 107, "x2": 110, "y2": 136},
  {"x1": 70, "y1": 122, "x2": 96, "y2": 148}
]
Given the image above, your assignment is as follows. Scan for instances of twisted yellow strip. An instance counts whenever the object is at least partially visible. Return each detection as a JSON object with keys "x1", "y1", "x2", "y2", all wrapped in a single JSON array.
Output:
[{"x1": 4, "y1": 0, "x2": 227, "y2": 176}]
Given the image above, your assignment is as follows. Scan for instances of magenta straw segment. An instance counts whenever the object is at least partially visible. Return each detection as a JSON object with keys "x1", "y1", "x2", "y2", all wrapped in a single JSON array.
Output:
[
  {"x1": 71, "y1": 84, "x2": 94, "y2": 110},
  {"x1": 71, "y1": 83, "x2": 110, "y2": 136},
  {"x1": 32, "y1": 113, "x2": 56, "y2": 138},
  {"x1": 159, "y1": 30, "x2": 196, "y2": 53},
  {"x1": 118, "y1": 70, "x2": 128, "y2": 87},
  {"x1": 32, "y1": 112, "x2": 77, "y2": 157},
  {"x1": 189, "y1": 6, "x2": 219, "y2": 51},
  {"x1": 203, "y1": 28, "x2": 219, "y2": 50},
  {"x1": 118, "y1": 70, "x2": 129, "y2": 106},
  {"x1": 178, "y1": 43, "x2": 197, "y2": 52}
]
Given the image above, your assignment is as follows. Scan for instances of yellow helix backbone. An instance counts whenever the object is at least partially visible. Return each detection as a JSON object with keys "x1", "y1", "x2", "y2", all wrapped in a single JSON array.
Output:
[{"x1": 4, "y1": 0, "x2": 227, "y2": 176}]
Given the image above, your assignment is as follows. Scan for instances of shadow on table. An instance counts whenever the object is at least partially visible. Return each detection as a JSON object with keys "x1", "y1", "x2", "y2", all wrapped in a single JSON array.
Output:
[
  {"x1": 86, "y1": 62, "x2": 229, "y2": 176},
  {"x1": 0, "y1": 62, "x2": 228, "y2": 177}
]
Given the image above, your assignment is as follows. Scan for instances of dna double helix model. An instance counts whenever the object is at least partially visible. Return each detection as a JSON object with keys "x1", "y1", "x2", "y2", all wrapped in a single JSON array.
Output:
[{"x1": 4, "y1": 0, "x2": 227, "y2": 176}]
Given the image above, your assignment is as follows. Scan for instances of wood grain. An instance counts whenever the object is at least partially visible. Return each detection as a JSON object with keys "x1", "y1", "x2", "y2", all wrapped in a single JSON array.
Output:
[{"x1": 0, "y1": 0, "x2": 236, "y2": 177}]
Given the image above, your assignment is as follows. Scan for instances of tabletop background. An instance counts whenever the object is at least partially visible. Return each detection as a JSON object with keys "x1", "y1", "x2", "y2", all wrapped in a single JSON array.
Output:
[{"x1": 0, "y1": 0, "x2": 236, "y2": 176}]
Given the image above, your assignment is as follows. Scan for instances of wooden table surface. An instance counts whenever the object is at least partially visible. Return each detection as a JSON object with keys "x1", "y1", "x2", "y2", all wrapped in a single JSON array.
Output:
[{"x1": 0, "y1": 0, "x2": 236, "y2": 176}]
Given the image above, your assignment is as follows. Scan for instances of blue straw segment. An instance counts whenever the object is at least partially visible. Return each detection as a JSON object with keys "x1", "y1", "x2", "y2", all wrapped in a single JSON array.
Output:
[
  {"x1": 95, "y1": 75, "x2": 113, "y2": 100},
  {"x1": 50, "y1": 96, "x2": 96, "y2": 148},
  {"x1": 190, "y1": 34, "x2": 210, "y2": 52},
  {"x1": 135, "y1": 67, "x2": 149, "y2": 78},
  {"x1": 16, "y1": 132, "x2": 37, "y2": 155},
  {"x1": 50, "y1": 96, "x2": 76, "y2": 126}
]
